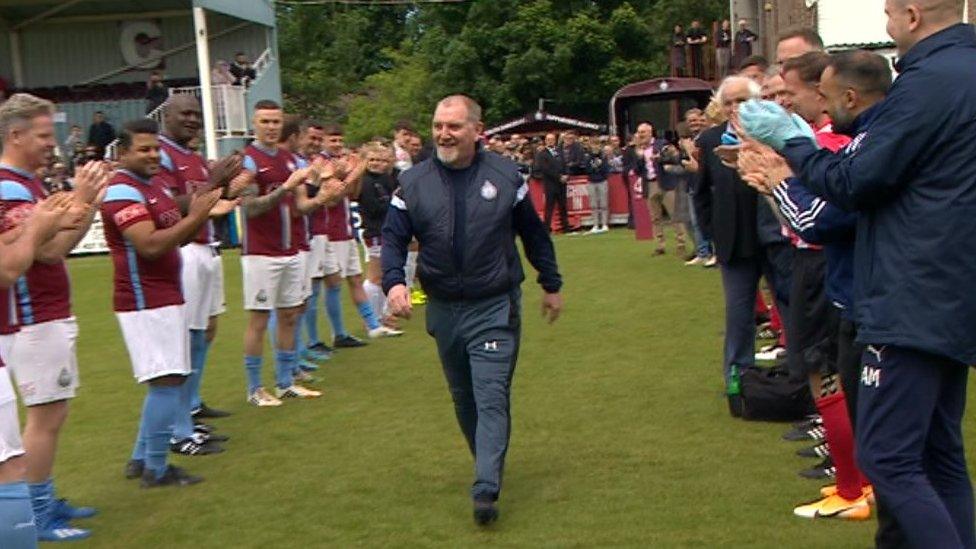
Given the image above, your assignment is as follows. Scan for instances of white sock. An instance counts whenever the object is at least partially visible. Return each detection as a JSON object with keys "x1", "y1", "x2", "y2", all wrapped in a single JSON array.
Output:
[
  {"x1": 405, "y1": 251, "x2": 418, "y2": 289},
  {"x1": 363, "y1": 280, "x2": 385, "y2": 322}
]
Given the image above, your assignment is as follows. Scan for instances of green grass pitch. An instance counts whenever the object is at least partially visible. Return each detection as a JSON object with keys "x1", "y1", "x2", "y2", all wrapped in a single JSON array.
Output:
[{"x1": 46, "y1": 230, "x2": 973, "y2": 547}]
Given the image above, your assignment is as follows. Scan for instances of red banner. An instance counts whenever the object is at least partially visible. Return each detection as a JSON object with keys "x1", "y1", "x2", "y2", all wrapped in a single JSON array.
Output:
[
  {"x1": 628, "y1": 175, "x2": 655, "y2": 241},
  {"x1": 529, "y1": 173, "x2": 631, "y2": 232}
]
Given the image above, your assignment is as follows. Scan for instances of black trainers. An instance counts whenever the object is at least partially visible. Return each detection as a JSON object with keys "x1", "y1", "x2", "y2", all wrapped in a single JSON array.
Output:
[
  {"x1": 334, "y1": 334, "x2": 367, "y2": 348},
  {"x1": 192, "y1": 423, "x2": 228, "y2": 442},
  {"x1": 170, "y1": 436, "x2": 224, "y2": 456},
  {"x1": 308, "y1": 342, "x2": 335, "y2": 354},
  {"x1": 473, "y1": 499, "x2": 498, "y2": 526},
  {"x1": 141, "y1": 465, "x2": 204, "y2": 488},
  {"x1": 792, "y1": 415, "x2": 822, "y2": 430},
  {"x1": 125, "y1": 459, "x2": 144, "y2": 480},
  {"x1": 782, "y1": 422, "x2": 826, "y2": 442},
  {"x1": 799, "y1": 457, "x2": 836, "y2": 480},
  {"x1": 192, "y1": 402, "x2": 231, "y2": 419},
  {"x1": 797, "y1": 441, "x2": 830, "y2": 459},
  {"x1": 199, "y1": 431, "x2": 229, "y2": 443}
]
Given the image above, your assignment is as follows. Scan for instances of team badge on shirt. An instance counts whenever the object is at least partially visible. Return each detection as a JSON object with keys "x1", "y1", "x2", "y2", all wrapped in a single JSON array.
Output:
[
  {"x1": 480, "y1": 180, "x2": 497, "y2": 201},
  {"x1": 57, "y1": 368, "x2": 72, "y2": 388}
]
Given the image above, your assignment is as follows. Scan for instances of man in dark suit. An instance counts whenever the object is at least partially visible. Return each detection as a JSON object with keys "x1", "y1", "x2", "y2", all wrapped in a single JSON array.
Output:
[
  {"x1": 560, "y1": 130, "x2": 587, "y2": 176},
  {"x1": 533, "y1": 133, "x2": 570, "y2": 233},
  {"x1": 86, "y1": 111, "x2": 115, "y2": 157},
  {"x1": 693, "y1": 76, "x2": 792, "y2": 388}
]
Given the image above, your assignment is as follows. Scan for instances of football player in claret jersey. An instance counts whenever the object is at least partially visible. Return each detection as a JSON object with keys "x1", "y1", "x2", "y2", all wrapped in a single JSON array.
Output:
[
  {"x1": 156, "y1": 95, "x2": 244, "y2": 456},
  {"x1": 318, "y1": 125, "x2": 402, "y2": 347},
  {"x1": 102, "y1": 119, "x2": 227, "y2": 488},
  {"x1": 239, "y1": 100, "x2": 330, "y2": 406},
  {"x1": 0, "y1": 94, "x2": 98, "y2": 546},
  {"x1": 0, "y1": 93, "x2": 108, "y2": 543},
  {"x1": 266, "y1": 116, "x2": 343, "y2": 382},
  {"x1": 295, "y1": 120, "x2": 336, "y2": 368}
]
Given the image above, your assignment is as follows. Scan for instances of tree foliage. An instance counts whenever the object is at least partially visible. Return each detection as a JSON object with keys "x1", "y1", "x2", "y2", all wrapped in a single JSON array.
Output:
[{"x1": 276, "y1": 0, "x2": 727, "y2": 136}]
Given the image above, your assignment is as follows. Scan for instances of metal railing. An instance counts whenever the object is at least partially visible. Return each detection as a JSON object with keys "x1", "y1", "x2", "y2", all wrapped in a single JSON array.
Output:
[
  {"x1": 102, "y1": 47, "x2": 272, "y2": 160},
  {"x1": 103, "y1": 85, "x2": 249, "y2": 160},
  {"x1": 168, "y1": 85, "x2": 249, "y2": 137},
  {"x1": 253, "y1": 48, "x2": 273, "y2": 78},
  {"x1": 103, "y1": 101, "x2": 167, "y2": 160}
]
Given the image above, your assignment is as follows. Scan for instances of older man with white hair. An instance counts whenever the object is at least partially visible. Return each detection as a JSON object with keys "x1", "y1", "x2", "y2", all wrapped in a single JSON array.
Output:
[{"x1": 692, "y1": 76, "x2": 793, "y2": 399}]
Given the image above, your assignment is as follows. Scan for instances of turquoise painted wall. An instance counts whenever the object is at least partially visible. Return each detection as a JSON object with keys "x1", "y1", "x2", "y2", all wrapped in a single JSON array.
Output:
[
  {"x1": 195, "y1": 0, "x2": 275, "y2": 28},
  {"x1": 17, "y1": 12, "x2": 268, "y2": 88}
]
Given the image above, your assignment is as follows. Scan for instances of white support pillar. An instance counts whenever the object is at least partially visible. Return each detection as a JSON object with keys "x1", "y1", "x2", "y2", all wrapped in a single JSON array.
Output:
[
  {"x1": 729, "y1": 0, "x2": 736, "y2": 41},
  {"x1": 192, "y1": 7, "x2": 219, "y2": 160},
  {"x1": 9, "y1": 31, "x2": 24, "y2": 88},
  {"x1": 965, "y1": 0, "x2": 970, "y2": 23}
]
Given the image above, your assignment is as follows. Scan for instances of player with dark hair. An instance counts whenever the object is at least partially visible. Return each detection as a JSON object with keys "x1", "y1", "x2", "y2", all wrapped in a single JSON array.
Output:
[
  {"x1": 104, "y1": 119, "x2": 226, "y2": 489},
  {"x1": 238, "y1": 100, "x2": 322, "y2": 405},
  {"x1": 155, "y1": 94, "x2": 244, "y2": 456}
]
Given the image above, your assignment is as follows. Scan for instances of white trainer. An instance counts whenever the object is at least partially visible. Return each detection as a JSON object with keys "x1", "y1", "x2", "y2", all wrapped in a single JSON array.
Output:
[
  {"x1": 275, "y1": 384, "x2": 322, "y2": 399},
  {"x1": 247, "y1": 387, "x2": 282, "y2": 407},
  {"x1": 368, "y1": 325, "x2": 404, "y2": 338}
]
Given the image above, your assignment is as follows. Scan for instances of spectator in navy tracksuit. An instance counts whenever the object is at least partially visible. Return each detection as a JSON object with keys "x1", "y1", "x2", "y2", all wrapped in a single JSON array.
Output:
[{"x1": 742, "y1": 14, "x2": 976, "y2": 548}]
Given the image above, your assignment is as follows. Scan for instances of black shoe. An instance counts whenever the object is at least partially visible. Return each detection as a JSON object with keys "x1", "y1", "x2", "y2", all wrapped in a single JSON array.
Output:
[
  {"x1": 170, "y1": 437, "x2": 224, "y2": 456},
  {"x1": 308, "y1": 342, "x2": 335, "y2": 354},
  {"x1": 125, "y1": 459, "x2": 144, "y2": 480},
  {"x1": 140, "y1": 465, "x2": 204, "y2": 488},
  {"x1": 192, "y1": 402, "x2": 232, "y2": 419},
  {"x1": 792, "y1": 415, "x2": 821, "y2": 430},
  {"x1": 473, "y1": 499, "x2": 498, "y2": 526},
  {"x1": 334, "y1": 334, "x2": 367, "y2": 348},
  {"x1": 782, "y1": 422, "x2": 826, "y2": 442},
  {"x1": 191, "y1": 425, "x2": 229, "y2": 442},
  {"x1": 799, "y1": 457, "x2": 836, "y2": 480},
  {"x1": 797, "y1": 441, "x2": 830, "y2": 459},
  {"x1": 200, "y1": 431, "x2": 229, "y2": 443}
]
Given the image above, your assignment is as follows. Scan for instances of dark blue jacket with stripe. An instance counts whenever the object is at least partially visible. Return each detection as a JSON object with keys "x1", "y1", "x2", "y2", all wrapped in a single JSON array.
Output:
[
  {"x1": 780, "y1": 24, "x2": 976, "y2": 364},
  {"x1": 381, "y1": 148, "x2": 562, "y2": 302}
]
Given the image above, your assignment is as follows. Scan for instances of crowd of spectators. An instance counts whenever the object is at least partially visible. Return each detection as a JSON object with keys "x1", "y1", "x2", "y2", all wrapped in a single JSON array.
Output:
[
  {"x1": 481, "y1": 128, "x2": 717, "y2": 262},
  {"x1": 672, "y1": 6, "x2": 976, "y2": 544}
]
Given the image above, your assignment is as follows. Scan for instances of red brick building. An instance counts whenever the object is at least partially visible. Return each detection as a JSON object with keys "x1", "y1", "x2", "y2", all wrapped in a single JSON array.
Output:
[
  {"x1": 731, "y1": 0, "x2": 817, "y2": 62},
  {"x1": 736, "y1": 0, "x2": 974, "y2": 62}
]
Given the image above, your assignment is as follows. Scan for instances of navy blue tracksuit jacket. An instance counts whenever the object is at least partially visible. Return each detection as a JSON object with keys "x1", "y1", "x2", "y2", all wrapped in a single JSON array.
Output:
[{"x1": 780, "y1": 24, "x2": 976, "y2": 365}]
